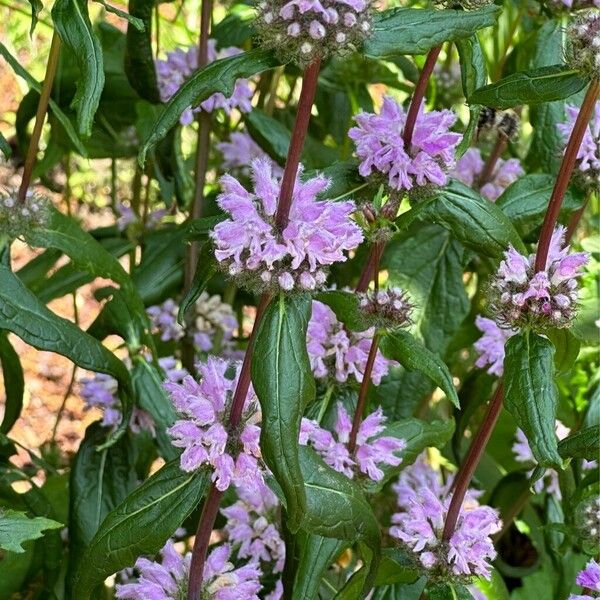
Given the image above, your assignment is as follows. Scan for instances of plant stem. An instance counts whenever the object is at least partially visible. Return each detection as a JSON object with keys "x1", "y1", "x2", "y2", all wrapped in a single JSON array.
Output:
[
  {"x1": 535, "y1": 78, "x2": 600, "y2": 272},
  {"x1": 441, "y1": 383, "x2": 504, "y2": 541},
  {"x1": 275, "y1": 58, "x2": 321, "y2": 232},
  {"x1": 402, "y1": 45, "x2": 442, "y2": 149},
  {"x1": 355, "y1": 241, "x2": 384, "y2": 293},
  {"x1": 565, "y1": 193, "x2": 590, "y2": 242},
  {"x1": 478, "y1": 133, "x2": 507, "y2": 189},
  {"x1": 18, "y1": 31, "x2": 61, "y2": 203},
  {"x1": 182, "y1": 0, "x2": 213, "y2": 373}
]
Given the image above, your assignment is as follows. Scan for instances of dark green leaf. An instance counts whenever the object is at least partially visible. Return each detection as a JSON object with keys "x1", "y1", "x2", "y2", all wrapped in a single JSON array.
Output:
[
  {"x1": 0, "y1": 331, "x2": 24, "y2": 434},
  {"x1": 0, "y1": 132, "x2": 11, "y2": 158},
  {"x1": 396, "y1": 179, "x2": 526, "y2": 257},
  {"x1": 496, "y1": 174, "x2": 584, "y2": 237},
  {"x1": 0, "y1": 509, "x2": 62, "y2": 553},
  {"x1": 546, "y1": 328, "x2": 580, "y2": 374},
  {"x1": 27, "y1": 0, "x2": 43, "y2": 34},
  {"x1": 504, "y1": 332, "x2": 562, "y2": 468},
  {"x1": 185, "y1": 215, "x2": 226, "y2": 241},
  {"x1": 311, "y1": 159, "x2": 365, "y2": 201},
  {"x1": 299, "y1": 446, "x2": 381, "y2": 598},
  {"x1": 52, "y1": 0, "x2": 105, "y2": 136},
  {"x1": 380, "y1": 330, "x2": 459, "y2": 408},
  {"x1": 314, "y1": 290, "x2": 369, "y2": 331},
  {"x1": 252, "y1": 294, "x2": 315, "y2": 532},
  {"x1": 469, "y1": 65, "x2": 587, "y2": 109},
  {"x1": 72, "y1": 461, "x2": 209, "y2": 598},
  {"x1": 558, "y1": 425, "x2": 600, "y2": 461},
  {"x1": 177, "y1": 243, "x2": 217, "y2": 325},
  {"x1": 125, "y1": 0, "x2": 160, "y2": 102},
  {"x1": 0, "y1": 42, "x2": 87, "y2": 155},
  {"x1": 68, "y1": 423, "x2": 137, "y2": 586},
  {"x1": 365, "y1": 5, "x2": 500, "y2": 58},
  {"x1": 140, "y1": 49, "x2": 283, "y2": 163},
  {"x1": 427, "y1": 583, "x2": 473, "y2": 600},
  {"x1": 95, "y1": 0, "x2": 144, "y2": 30}
]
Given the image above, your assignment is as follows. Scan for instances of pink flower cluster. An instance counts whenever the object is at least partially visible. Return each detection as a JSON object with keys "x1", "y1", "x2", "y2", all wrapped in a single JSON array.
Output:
[
  {"x1": 389, "y1": 455, "x2": 501, "y2": 579},
  {"x1": 306, "y1": 300, "x2": 395, "y2": 384},
  {"x1": 453, "y1": 147, "x2": 523, "y2": 201},
  {"x1": 156, "y1": 40, "x2": 253, "y2": 125},
  {"x1": 348, "y1": 96, "x2": 462, "y2": 192},
  {"x1": 217, "y1": 131, "x2": 284, "y2": 178},
  {"x1": 491, "y1": 226, "x2": 589, "y2": 330},
  {"x1": 300, "y1": 403, "x2": 405, "y2": 481},
  {"x1": 210, "y1": 159, "x2": 363, "y2": 292},
  {"x1": 115, "y1": 540, "x2": 262, "y2": 600},
  {"x1": 359, "y1": 287, "x2": 413, "y2": 329},
  {"x1": 473, "y1": 315, "x2": 516, "y2": 376},
  {"x1": 570, "y1": 559, "x2": 600, "y2": 600},
  {"x1": 116, "y1": 203, "x2": 167, "y2": 232},
  {"x1": 165, "y1": 356, "x2": 263, "y2": 491}
]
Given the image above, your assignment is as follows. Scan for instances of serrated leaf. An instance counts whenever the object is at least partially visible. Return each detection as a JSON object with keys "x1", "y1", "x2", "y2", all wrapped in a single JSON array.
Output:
[
  {"x1": 364, "y1": 417, "x2": 455, "y2": 493},
  {"x1": 314, "y1": 290, "x2": 369, "y2": 331},
  {"x1": 0, "y1": 42, "x2": 87, "y2": 156},
  {"x1": 140, "y1": 49, "x2": 283, "y2": 163},
  {"x1": 252, "y1": 294, "x2": 315, "y2": 532},
  {"x1": 558, "y1": 425, "x2": 600, "y2": 461},
  {"x1": 177, "y1": 243, "x2": 217, "y2": 325},
  {"x1": 52, "y1": 0, "x2": 105, "y2": 136},
  {"x1": 299, "y1": 446, "x2": 381, "y2": 598},
  {"x1": 396, "y1": 179, "x2": 525, "y2": 257},
  {"x1": 469, "y1": 65, "x2": 587, "y2": 109},
  {"x1": 0, "y1": 509, "x2": 62, "y2": 553},
  {"x1": 365, "y1": 5, "x2": 500, "y2": 58},
  {"x1": 496, "y1": 174, "x2": 584, "y2": 237},
  {"x1": 0, "y1": 331, "x2": 24, "y2": 434},
  {"x1": 504, "y1": 331, "x2": 562, "y2": 468},
  {"x1": 380, "y1": 330, "x2": 459, "y2": 408},
  {"x1": 72, "y1": 460, "x2": 209, "y2": 598}
]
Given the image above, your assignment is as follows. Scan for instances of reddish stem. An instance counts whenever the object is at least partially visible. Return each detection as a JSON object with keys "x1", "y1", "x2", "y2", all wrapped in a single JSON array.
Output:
[
  {"x1": 535, "y1": 79, "x2": 600, "y2": 272},
  {"x1": 442, "y1": 383, "x2": 504, "y2": 541},
  {"x1": 565, "y1": 193, "x2": 590, "y2": 243},
  {"x1": 275, "y1": 58, "x2": 321, "y2": 232},
  {"x1": 477, "y1": 134, "x2": 507, "y2": 189},
  {"x1": 355, "y1": 242, "x2": 384, "y2": 293},
  {"x1": 402, "y1": 45, "x2": 443, "y2": 149}
]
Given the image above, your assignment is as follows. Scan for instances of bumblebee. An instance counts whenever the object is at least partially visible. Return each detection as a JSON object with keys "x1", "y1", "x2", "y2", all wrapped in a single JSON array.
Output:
[{"x1": 476, "y1": 108, "x2": 519, "y2": 140}]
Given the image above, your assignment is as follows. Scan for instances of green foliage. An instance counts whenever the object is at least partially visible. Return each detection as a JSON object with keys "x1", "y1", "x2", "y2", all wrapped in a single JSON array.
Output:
[{"x1": 0, "y1": 509, "x2": 62, "y2": 553}]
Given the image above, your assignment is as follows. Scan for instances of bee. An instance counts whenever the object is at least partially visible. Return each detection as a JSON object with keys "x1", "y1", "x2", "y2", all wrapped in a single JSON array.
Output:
[{"x1": 476, "y1": 107, "x2": 519, "y2": 140}]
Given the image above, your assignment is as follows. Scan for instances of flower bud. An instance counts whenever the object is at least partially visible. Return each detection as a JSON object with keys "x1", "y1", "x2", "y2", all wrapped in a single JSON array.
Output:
[
  {"x1": 0, "y1": 188, "x2": 49, "y2": 240},
  {"x1": 567, "y1": 10, "x2": 600, "y2": 79}
]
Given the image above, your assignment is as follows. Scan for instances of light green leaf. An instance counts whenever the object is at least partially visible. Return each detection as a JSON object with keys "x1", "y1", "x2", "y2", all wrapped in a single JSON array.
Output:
[
  {"x1": 558, "y1": 425, "x2": 600, "y2": 461},
  {"x1": 0, "y1": 509, "x2": 62, "y2": 553}
]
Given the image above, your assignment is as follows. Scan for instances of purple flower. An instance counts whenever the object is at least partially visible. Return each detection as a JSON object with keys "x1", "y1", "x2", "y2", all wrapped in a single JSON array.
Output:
[
  {"x1": 156, "y1": 40, "x2": 253, "y2": 125},
  {"x1": 512, "y1": 421, "x2": 570, "y2": 499},
  {"x1": 115, "y1": 541, "x2": 262, "y2": 600},
  {"x1": 359, "y1": 287, "x2": 413, "y2": 329},
  {"x1": 453, "y1": 148, "x2": 523, "y2": 201},
  {"x1": 348, "y1": 96, "x2": 462, "y2": 192},
  {"x1": 210, "y1": 159, "x2": 363, "y2": 292},
  {"x1": 390, "y1": 456, "x2": 501, "y2": 580},
  {"x1": 300, "y1": 403, "x2": 405, "y2": 481},
  {"x1": 165, "y1": 356, "x2": 263, "y2": 491},
  {"x1": 474, "y1": 316, "x2": 516, "y2": 376},
  {"x1": 147, "y1": 299, "x2": 183, "y2": 342},
  {"x1": 117, "y1": 203, "x2": 167, "y2": 231},
  {"x1": 570, "y1": 559, "x2": 600, "y2": 599},
  {"x1": 306, "y1": 300, "x2": 396, "y2": 384},
  {"x1": 80, "y1": 373, "x2": 155, "y2": 435},
  {"x1": 158, "y1": 356, "x2": 189, "y2": 383},
  {"x1": 217, "y1": 131, "x2": 284, "y2": 178},
  {"x1": 491, "y1": 226, "x2": 589, "y2": 330}
]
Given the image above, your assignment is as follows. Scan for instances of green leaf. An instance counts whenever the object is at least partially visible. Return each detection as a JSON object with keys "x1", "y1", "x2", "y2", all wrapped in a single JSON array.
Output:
[
  {"x1": 314, "y1": 290, "x2": 369, "y2": 331},
  {"x1": 496, "y1": 174, "x2": 584, "y2": 237},
  {"x1": 456, "y1": 35, "x2": 487, "y2": 157},
  {"x1": 299, "y1": 446, "x2": 381, "y2": 598},
  {"x1": 396, "y1": 179, "x2": 525, "y2": 257},
  {"x1": 27, "y1": 0, "x2": 43, "y2": 34},
  {"x1": 546, "y1": 328, "x2": 580, "y2": 375},
  {"x1": 125, "y1": 0, "x2": 160, "y2": 103},
  {"x1": 380, "y1": 330, "x2": 460, "y2": 408},
  {"x1": 364, "y1": 417, "x2": 455, "y2": 493},
  {"x1": 427, "y1": 583, "x2": 473, "y2": 600},
  {"x1": 469, "y1": 65, "x2": 587, "y2": 109},
  {"x1": 0, "y1": 132, "x2": 11, "y2": 158},
  {"x1": 72, "y1": 461, "x2": 209, "y2": 598},
  {"x1": 52, "y1": 0, "x2": 105, "y2": 136},
  {"x1": 140, "y1": 49, "x2": 283, "y2": 163},
  {"x1": 365, "y1": 5, "x2": 500, "y2": 57},
  {"x1": 67, "y1": 423, "x2": 137, "y2": 587},
  {"x1": 185, "y1": 215, "x2": 226, "y2": 241},
  {"x1": 558, "y1": 425, "x2": 600, "y2": 461},
  {"x1": 252, "y1": 294, "x2": 315, "y2": 532},
  {"x1": 504, "y1": 331, "x2": 562, "y2": 468},
  {"x1": 95, "y1": 0, "x2": 144, "y2": 30},
  {"x1": 177, "y1": 243, "x2": 217, "y2": 325},
  {"x1": 0, "y1": 42, "x2": 87, "y2": 156},
  {"x1": 0, "y1": 331, "x2": 24, "y2": 434},
  {"x1": 0, "y1": 509, "x2": 62, "y2": 553}
]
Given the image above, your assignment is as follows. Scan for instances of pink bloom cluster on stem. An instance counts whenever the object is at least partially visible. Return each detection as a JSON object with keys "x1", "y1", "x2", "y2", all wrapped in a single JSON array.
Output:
[
  {"x1": 348, "y1": 96, "x2": 462, "y2": 192},
  {"x1": 306, "y1": 300, "x2": 395, "y2": 384},
  {"x1": 389, "y1": 455, "x2": 501, "y2": 579},
  {"x1": 156, "y1": 40, "x2": 253, "y2": 125},
  {"x1": 570, "y1": 559, "x2": 600, "y2": 600},
  {"x1": 453, "y1": 147, "x2": 523, "y2": 201},
  {"x1": 491, "y1": 225, "x2": 589, "y2": 330},
  {"x1": 210, "y1": 159, "x2": 363, "y2": 292},
  {"x1": 165, "y1": 356, "x2": 263, "y2": 491},
  {"x1": 300, "y1": 403, "x2": 405, "y2": 481}
]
